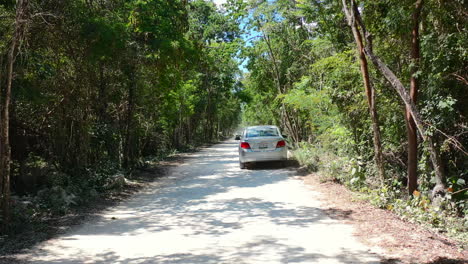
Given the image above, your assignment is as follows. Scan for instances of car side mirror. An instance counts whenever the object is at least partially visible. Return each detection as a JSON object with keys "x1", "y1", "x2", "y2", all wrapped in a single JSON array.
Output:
[
  {"x1": 235, "y1": 135, "x2": 241, "y2": 140},
  {"x1": 282, "y1": 134, "x2": 288, "y2": 139}
]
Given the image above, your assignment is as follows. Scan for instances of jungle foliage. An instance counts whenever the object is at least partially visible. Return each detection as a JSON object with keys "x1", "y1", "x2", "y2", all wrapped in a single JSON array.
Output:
[
  {"x1": 0, "y1": 0, "x2": 245, "y2": 231},
  {"x1": 240, "y1": 0, "x2": 467, "y2": 240},
  {"x1": 0, "y1": 0, "x2": 466, "y2": 244}
]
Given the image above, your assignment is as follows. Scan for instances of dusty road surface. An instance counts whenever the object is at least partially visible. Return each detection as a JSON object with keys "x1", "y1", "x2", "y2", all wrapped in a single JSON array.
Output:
[{"x1": 13, "y1": 140, "x2": 385, "y2": 264}]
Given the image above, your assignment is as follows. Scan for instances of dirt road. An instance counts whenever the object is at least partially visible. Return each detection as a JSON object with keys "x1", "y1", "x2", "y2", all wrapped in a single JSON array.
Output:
[{"x1": 14, "y1": 140, "x2": 385, "y2": 263}]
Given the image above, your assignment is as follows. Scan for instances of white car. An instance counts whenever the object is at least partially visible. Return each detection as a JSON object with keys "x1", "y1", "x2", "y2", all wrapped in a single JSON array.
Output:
[{"x1": 235, "y1": 125, "x2": 287, "y2": 169}]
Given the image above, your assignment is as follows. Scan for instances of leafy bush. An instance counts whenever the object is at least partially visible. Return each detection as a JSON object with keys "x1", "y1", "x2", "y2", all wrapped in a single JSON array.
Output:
[
  {"x1": 293, "y1": 143, "x2": 321, "y2": 172},
  {"x1": 36, "y1": 186, "x2": 77, "y2": 215},
  {"x1": 393, "y1": 192, "x2": 468, "y2": 244},
  {"x1": 321, "y1": 156, "x2": 349, "y2": 183},
  {"x1": 291, "y1": 142, "x2": 350, "y2": 183},
  {"x1": 292, "y1": 143, "x2": 467, "y2": 246},
  {"x1": 360, "y1": 184, "x2": 467, "y2": 245}
]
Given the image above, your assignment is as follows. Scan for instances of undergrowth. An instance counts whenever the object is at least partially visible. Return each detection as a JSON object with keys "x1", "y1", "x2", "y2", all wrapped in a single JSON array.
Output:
[
  {"x1": 8, "y1": 161, "x2": 126, "y2": 235},
  {"x1": 292, "y1": 143, "x2": 468, "y2": 247}
]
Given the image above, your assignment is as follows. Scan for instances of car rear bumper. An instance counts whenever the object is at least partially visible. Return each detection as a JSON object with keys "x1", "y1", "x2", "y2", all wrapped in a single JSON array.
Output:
[{"x1": 239, "y1": 147, "x2": 287, "y2": 163}]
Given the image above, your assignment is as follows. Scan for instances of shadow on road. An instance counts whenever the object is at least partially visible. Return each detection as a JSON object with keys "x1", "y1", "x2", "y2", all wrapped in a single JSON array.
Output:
[{"x1": 8, "y1": 141, "x2": 466, "y2": 264}]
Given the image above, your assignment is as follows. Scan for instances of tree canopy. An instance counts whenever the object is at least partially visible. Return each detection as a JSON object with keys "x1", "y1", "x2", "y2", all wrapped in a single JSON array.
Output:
[{"x1": 0, "y1": 0, "x2": 466, "y2": 240}]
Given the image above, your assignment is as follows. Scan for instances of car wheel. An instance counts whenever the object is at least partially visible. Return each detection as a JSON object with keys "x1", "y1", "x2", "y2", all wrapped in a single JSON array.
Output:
[{"x1": 240, "y1": 161, "x2": 246, "y2": 169}]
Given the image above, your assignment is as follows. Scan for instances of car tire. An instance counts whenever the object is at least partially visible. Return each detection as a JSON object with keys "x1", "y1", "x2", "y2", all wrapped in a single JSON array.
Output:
[{"x1": 240, "y1": 161, "x2": 246, "y2": 169}]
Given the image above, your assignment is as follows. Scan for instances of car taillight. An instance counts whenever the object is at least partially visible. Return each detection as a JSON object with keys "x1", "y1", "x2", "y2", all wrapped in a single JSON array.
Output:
[
  {"x1": 240, "y1": 142, "x2": 251, "y2": 149},
  {"x1": 276, "y1": 140, "x2": 286, "y2": 148}
]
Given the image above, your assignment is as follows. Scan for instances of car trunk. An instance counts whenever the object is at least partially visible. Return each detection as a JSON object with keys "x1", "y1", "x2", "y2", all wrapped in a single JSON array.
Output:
[{"x1": 247, "y1": 137, "x2": 282, "y2": 151}]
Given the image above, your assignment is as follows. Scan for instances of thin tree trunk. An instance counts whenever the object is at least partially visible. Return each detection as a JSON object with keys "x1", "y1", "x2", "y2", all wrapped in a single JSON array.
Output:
[
  {"x1": 1, "y1": 0, "x2": 28, "y2": 231},
  {"x1": 406, "y1": 0, "x2": 423, "y2": 195},
  {"x1": 124, "y1": 68, "x2": 136, "y2": 169},
  {"x1": 0, "y1": 47, "x2": 3, "y2": 229},
  {"x1": 262, "y1": 33, "x2": 299, "y2": 143},
  {"x1": 343, "y1": 0, "x2": 446, "y2": 196},
  {"x1": 262, "y1": 34, "x2": 283, "y2": 95},
  {"x1": 342, "y1": 0, "x2": 385, "y2": 183}
]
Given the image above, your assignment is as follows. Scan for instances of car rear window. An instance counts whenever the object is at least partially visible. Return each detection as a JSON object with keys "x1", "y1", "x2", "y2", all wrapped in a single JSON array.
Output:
[{"x1": 246, "y1": 127, "x2": 279, "y2": 137}]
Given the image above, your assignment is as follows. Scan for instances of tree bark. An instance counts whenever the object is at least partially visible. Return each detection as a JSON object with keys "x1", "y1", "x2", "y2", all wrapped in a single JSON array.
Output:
[
  {"x1": 123, "y1": 67, "x2": 136, "y2": 169},
  {"x1": 262, "y1": 33, "x2": 299, "y2": 143},
  {"x1": 342, "y1": 0, "x2": 386, "y2": 183},
  {"x1": 1, "y1": 0, "x2": 28, "y2": 232},
  {"x1": 406, "y1": 0, "x2": 423, "y2": 195},
  {"x1": 343, "y1": 0, "x2": 446, "y2": 196}
]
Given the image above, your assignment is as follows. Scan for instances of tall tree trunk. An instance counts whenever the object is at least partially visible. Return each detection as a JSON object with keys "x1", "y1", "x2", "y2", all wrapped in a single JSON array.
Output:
[
  {"x1": 123, "y1": 68, "x2": 136, "y2": 169},
  {"x1": 406, "y1": 0, "x2": 423, "y2": 195},
  {"x1": 342, "y1": 0, "x2": 385, "y2": 183},
  {"x1": 1, "y1": 0, "x2": 28, "y2": 231},
  {"x1": 343, "y1": 0, "x2": 446, "y2": 197},
  {"x1": 262, "y1": 33, "x2": 299, "y2": 143}
]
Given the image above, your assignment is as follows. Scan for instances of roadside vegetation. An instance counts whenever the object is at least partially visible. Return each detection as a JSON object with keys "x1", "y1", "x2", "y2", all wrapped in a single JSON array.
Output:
[
  {"x1": 0, "y1": 0, "x2": 245, "y2": 239},
  {"x1": 1, "y1": 0, "x2": 466, "y2": 253},
  {"x1": 240, "y1": 0, "x2": 467, "y2": 245}
]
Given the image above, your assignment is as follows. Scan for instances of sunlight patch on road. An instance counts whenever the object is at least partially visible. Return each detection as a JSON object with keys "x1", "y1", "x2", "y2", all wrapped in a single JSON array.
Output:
[{"x1": 17, "y1": 140, "x2": 382, "y2": 264}]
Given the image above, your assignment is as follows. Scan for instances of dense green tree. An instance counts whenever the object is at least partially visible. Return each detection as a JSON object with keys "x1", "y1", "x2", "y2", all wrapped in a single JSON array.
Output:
[
  {"x1": 242, "y1": 0, "x2": 466, "y2": 205},
  {"x1": 0, "y1": 0, "x2": 244, "y2": 230},
  {"x1": 1, "y1": 0, "x2": 465, "y2": 236}
]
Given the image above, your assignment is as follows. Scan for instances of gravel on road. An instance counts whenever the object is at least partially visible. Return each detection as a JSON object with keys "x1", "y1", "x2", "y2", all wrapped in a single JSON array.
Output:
[{"x1": 11, "y1": 140, "x2": 384, "y2": 264}]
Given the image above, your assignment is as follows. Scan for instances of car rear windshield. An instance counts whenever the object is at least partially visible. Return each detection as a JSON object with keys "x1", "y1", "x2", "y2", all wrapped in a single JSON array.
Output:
[{"x1": 246, "y1": 127, "x2": 279, "y2": 137}]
